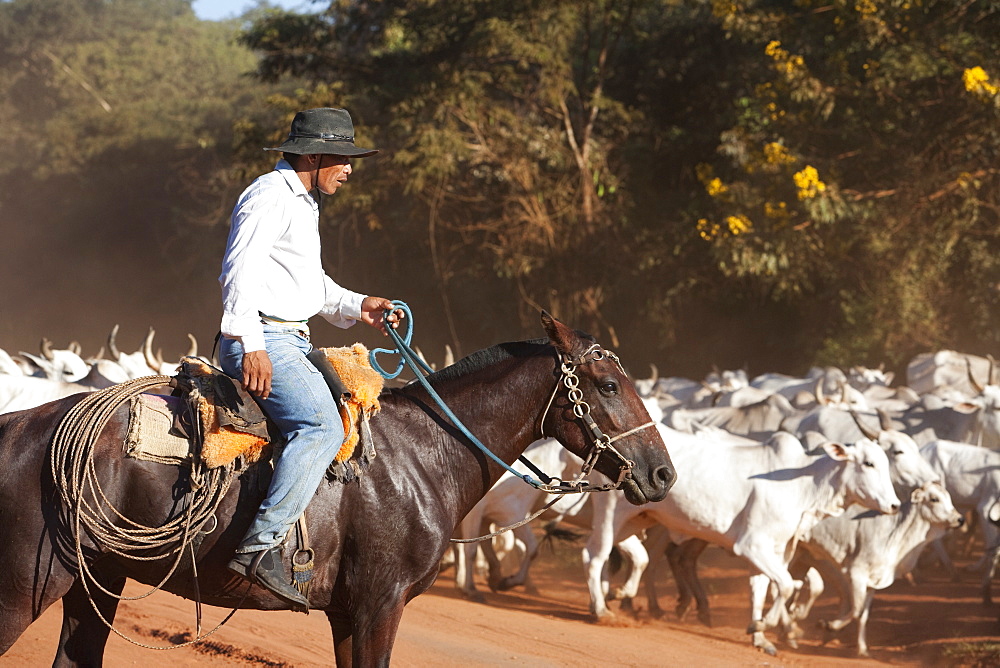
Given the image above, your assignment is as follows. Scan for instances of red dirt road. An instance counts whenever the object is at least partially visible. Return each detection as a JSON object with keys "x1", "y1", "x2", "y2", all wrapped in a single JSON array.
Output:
[{"x1": 3, "y1": 545, "x2": 998, "y2": 666}]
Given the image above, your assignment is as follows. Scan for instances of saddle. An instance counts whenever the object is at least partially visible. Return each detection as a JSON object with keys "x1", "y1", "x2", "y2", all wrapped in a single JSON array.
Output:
[{"x1": 124, "y1": 347, "x2": 384, "y2": 481}]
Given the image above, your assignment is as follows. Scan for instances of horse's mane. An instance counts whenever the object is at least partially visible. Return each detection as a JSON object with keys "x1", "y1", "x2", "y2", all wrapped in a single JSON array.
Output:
[
  {"x1": 418, "y1": 338, "x2": 553, "y2": 386},
  {"x1": 388, "y1": 327, "x2": 597, "y2": 395}
]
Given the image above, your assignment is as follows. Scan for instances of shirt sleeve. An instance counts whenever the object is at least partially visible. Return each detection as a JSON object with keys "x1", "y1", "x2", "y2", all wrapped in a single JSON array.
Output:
[
  {"x1": 318, "y1": 274, "x2": 366, "y2": 329},
  {"x1": 219, "y1": 190, "x2": 287, "y2": 352}
]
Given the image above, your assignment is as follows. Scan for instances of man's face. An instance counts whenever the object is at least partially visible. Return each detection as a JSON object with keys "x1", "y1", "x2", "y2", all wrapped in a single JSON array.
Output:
[{"x1": 317, "y1": 155, "x2": 352, "y2": 195}]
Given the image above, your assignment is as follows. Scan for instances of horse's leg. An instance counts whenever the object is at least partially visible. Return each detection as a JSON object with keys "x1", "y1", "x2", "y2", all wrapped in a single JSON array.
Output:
[
  {"x1": 0, "y1": 524, "x2": 76, "y2": 655},
  {"x1": 677, "y1": 538, "x2": 711, "y2": 627},
  {"x1": 53, "y1": 574, "x2": 126, "y2": 668},
  {"x1": 326, "y1": 611, "x2": 353, "y2": 668},
  {"x1": 352, "y1": 598, "x2": 408, "y2": 667}
]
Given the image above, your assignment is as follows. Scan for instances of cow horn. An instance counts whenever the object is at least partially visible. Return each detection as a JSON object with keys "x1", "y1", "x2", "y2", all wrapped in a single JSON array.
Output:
[
  {"x1": 186, "y1": 333, "x2": 198, "y2": 358},
  {"x1": 848, "y1": 406, "x2": 879, "y2": 441},
  {"x1": 40, "y1": 337, "x2": 55, "y2": 361},
  {"x1": 989, "y1": 354, "x2": 997, "y2": 386},
  {"x1": 143, "y1": 328, "x2": 158, "y2": 370},
  {"x1": 108, "y1": 324, "x2": 121, "y2": 359},
  {"x1": 967, "y1": 357, "x2": 984, "y2": 394},
  {"x1": 877, "y1": 408, "x2": 894, "y2": 432},
  {"x1": 94, "y1": 345, "x2": 106, "y2": 360},
  {"x1": 444, "y1": 344, "x2": 455, "y2": 367},
  {"x1": 68, "y1": 341, "x2": 82, "y2": 355},
  {"x1": 156, "y1": 347, "x2": 165, "y2": 368},
  {"x1": 649, "y1": 363, "x2": 659, "y2": 383},
  {"x1": 814, "y1": 377, "x2": 826, "y2": 405}
]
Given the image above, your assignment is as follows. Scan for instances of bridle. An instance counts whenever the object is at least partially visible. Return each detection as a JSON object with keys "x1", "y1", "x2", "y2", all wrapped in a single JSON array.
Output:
[
  {"x1": 369, "y1": 303, "x2": 656, "y2": 495},
  {"x1": 535, "y1": 343, "x2": 657, "y2": 493}
]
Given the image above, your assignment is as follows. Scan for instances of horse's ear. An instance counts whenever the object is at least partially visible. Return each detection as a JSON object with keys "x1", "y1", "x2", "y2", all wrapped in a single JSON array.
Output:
[{"x1": 540, "y1": 310, "x2": 578, "y2": 356}]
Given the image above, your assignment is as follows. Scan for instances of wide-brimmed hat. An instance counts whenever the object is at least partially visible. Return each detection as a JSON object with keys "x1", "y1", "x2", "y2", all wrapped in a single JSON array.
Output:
[{"x1": 264, "y1": 108, "x2": 378, "y2": 157}]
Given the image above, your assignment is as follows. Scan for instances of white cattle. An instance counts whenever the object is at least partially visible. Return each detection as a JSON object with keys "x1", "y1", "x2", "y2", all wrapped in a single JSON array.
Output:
[
  {"x1": 793, "y1": 482, "x2": 962, "y2": 656},
  {"x1": 107, "y1": 325, "x2": 198, "y2": 378},
  {"x1": 920, "y1": 439, "x2": 1000, "y2": 603},
  {"x1": 847, "y1": 364, "x2": 895, "y2": 391},
  {"x1": 0, "y1": 349, "x2": 23, "y2": 376},
  {"x1": 891, "y1": 383, "x2": 1000, "y2": 449},
  {"x1": 17, "y1": 339, "x2": 90, "y2": 383},
  {"x1": 907, "y1": 350, "x2": 996, "y2": 397},
  {"x1": 583, "y1": 425, "x2": 900, "y2": 656},
  {"x1": 0, "y1": 375, "x2": 94, "y2": 414},
  {"x1": 634, "y1": 412, "x2": 938, "y2": 629},
  {"x1": 751, "y1": 367, "x2": 869, "y2": 411},
  {"x1": 783, "y1": 408, "x2": 939, "y2": 493},
  {"x1": 668, "y1": 393, "x2": 799, "y2": 440},
  {"x1": 452, "y1": 439, "x2": 585, "y2": 600}
]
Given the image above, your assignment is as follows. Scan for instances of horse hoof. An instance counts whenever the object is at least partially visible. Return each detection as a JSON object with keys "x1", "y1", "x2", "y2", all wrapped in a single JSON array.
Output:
[{"x1": 697, "y1": 610, "x2": 713, "y2": 628}]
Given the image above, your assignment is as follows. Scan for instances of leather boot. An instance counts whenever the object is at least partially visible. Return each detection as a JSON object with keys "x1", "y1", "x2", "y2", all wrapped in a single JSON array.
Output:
[{"x1": 228, "y1": 547, "x2": 310, "y2": 613}]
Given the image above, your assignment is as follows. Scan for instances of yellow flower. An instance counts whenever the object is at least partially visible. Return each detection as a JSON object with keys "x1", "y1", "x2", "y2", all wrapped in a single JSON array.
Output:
[
  {"x1": 726, "y1": 215, "x2": 753, "y2": 235},
  {"x1": 705, "y1": 177, "x2": 729, "y2": 197},
  {"x1": 855, "y1": 0, "x2": 877, "y2": 17},
  {"x1": 764, "y1": 142, "x2": 795, "y2": 166},
  {"x1": 793, "y1": 165, "x2": 827, "y2": 200},
  {"x1": 697, "y1": 218, "x2": 721, "y2": 241},
  {"x1": 765, "y1": 41, "x2": 783, "y2": 58},
  {"x1": 963, "y1": 66, "x2": 999, "y2": 98},
  {"x1": 764, "y1": 201, "x2": 789, "y2": 219}
]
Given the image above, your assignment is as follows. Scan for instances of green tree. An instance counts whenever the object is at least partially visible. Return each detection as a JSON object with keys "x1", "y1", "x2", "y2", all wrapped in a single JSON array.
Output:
[{"x1": 690, "y1": 0, "x2": 1000, "y2": 370}]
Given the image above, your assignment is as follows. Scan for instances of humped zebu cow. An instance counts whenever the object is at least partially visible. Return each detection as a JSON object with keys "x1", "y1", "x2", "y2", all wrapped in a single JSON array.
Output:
[
  {"x1": 582, "y1": 423, "x2": 900, "y2": 656},
  {"x1": 920, "y1": 439, "x2": 1000, "y2": 604},
  {"x1": 631, "y1": 409, "x2": 939, "y2": 631},
  {"x1": 887, "y1": 359, "x2": 1000, "y2": 449},
  {"x1": 791, "y1": 481, "x2": 963, "y2": 656},
  {"x1": 667, "y1": 393, "x2": 799, "y2": 440},
  {"x1": 15, "y1": 339, "x2": 90, "y2": 383},
  {"x1": 907, "y1": 350, "x2": 997, "y2": 397},
  {"x1": 750, "y1": 366, "x2": 868, "y2": 410}
]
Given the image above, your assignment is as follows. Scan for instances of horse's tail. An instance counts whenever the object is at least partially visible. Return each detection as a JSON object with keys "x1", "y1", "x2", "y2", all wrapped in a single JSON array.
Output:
[{"x1": 540, "y1": 520, "x2": 585, "y2": 552}]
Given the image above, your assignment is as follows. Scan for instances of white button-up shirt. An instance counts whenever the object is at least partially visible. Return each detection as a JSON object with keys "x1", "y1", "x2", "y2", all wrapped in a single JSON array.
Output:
[{"x1": 219, "y1": 160, "x2": 365, "y2": 352}]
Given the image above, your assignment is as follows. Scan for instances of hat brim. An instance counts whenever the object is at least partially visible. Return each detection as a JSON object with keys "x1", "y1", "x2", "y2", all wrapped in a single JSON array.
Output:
[{"x1": 264, "y1": 138, "x2": 378, "y2": 157}]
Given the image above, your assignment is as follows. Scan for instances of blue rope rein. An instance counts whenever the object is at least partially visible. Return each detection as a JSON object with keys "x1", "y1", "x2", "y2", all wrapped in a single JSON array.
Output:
[{"x1": 369, "y1": 301, "x2": 548, "y2": 489}]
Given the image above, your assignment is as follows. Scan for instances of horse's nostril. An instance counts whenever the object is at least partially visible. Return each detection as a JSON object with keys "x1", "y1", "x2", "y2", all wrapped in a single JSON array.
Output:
[{"x1": 654, "y1": 464, "x2": 677, "y2": 491}]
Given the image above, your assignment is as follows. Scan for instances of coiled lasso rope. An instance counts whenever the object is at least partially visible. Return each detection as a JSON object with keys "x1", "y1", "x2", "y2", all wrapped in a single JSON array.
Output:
[{"x1": 49, "y1": 375, "x2": 246, "y2": 649}]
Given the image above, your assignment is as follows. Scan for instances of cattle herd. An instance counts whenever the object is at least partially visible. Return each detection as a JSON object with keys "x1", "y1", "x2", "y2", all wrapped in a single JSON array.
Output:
[
  {"x1": 1, "y1": 331, "x2": 998, "y2": 658},
  {"x1": 450, "y1": 349, "x2": 1000, "y2": 657}
]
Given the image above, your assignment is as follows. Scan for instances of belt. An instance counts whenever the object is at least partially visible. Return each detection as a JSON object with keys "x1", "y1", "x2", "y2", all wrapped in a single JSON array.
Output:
[{"x1": 259, "y1": 311, "x2": 310, "y2": 337}]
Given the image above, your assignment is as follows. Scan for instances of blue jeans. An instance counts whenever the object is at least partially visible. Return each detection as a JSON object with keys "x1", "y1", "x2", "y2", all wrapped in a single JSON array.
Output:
[{"x1": 219, "y1": 325, "x2": 345, "y2": 553}]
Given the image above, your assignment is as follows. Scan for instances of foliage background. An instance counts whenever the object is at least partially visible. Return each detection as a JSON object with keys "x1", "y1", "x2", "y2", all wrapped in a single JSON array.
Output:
[{"x1": 1, "y1": 0, "x2": 997, "y2": 379}]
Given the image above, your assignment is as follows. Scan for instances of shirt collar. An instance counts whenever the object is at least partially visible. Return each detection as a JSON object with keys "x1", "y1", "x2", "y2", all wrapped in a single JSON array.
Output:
[{"x1": 275, "y1": 159, "x2": 313, "y2": 200}]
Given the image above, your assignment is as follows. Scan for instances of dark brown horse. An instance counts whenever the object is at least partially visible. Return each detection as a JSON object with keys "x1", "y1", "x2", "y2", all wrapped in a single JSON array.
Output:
[{"x1": 0, "y1": 312, "x2": 675, "y2": 666}]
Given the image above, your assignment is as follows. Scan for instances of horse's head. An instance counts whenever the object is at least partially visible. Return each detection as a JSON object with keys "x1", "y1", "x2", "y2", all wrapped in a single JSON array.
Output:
[{"x1": 539, "y1": 311, "x2": 675, "y2": 504}]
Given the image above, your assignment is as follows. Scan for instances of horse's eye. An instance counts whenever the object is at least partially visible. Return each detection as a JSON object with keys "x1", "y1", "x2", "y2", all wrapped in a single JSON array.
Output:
[
  {"x1": 599, "y1": 380, "x2": 618, "y2": 396},
  {"x1": 863, "y1": 460, "x2": 876, "y2": 468}
]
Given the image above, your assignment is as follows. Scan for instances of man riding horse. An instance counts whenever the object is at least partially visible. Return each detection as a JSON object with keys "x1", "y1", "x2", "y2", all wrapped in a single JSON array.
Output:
[{"x1": 218, "y1": 107, "x2": 399, "y2": 610}]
